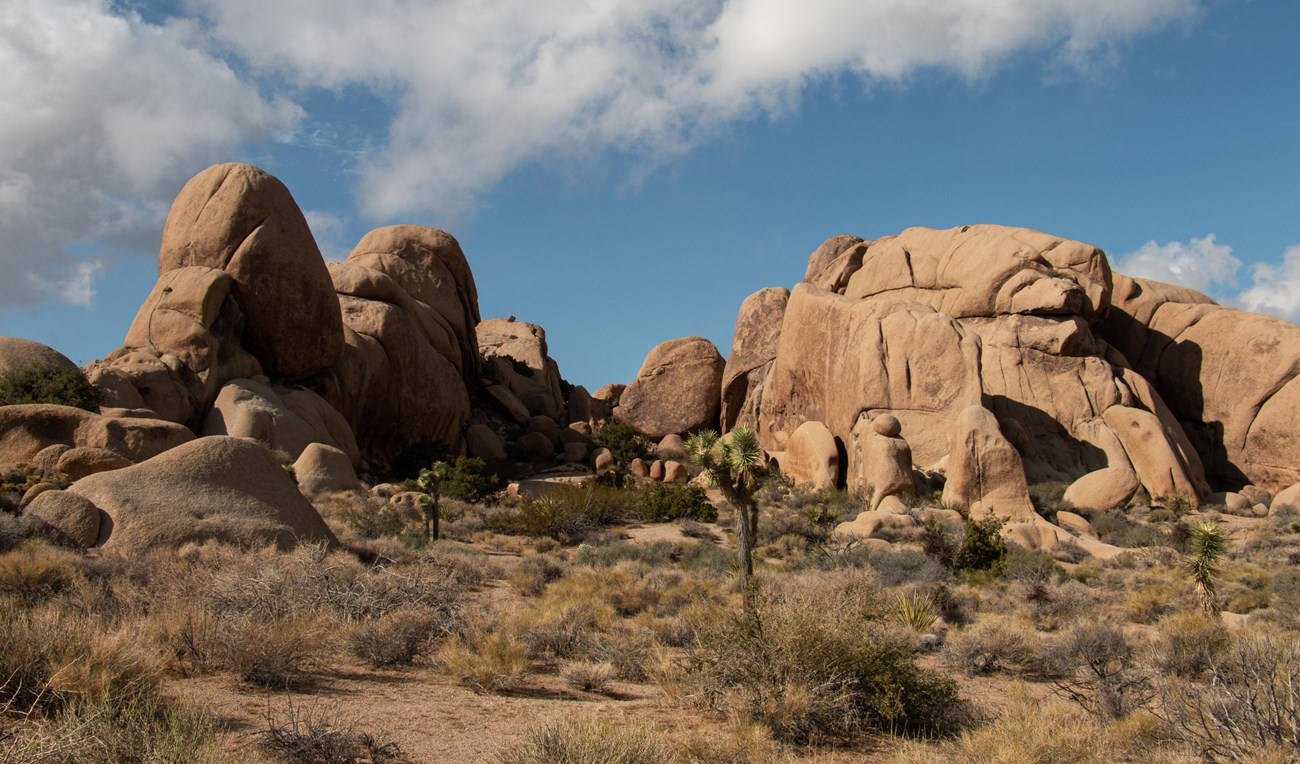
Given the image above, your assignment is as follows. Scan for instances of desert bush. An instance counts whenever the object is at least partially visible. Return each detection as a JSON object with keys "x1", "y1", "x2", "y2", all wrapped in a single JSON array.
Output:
[
  {"x1": 1, "y1": 695, "x2": 234, "y2": 764},
  {"x1": 495, "y1": 482, "x2": 635, "y2": 543},
  {"x1": 895, "y1": 591, "x2": 938, "y2": 633},
  {"x1": 804, "y1": 544, "x2": 951, "y2": 587},
  {"x1": 591, "y1": 420, "x2": 657, "y2": 467},
  {"x1": 1153, "y1": 612, "x2": 1231, "y2": 678},
  {"x1": 509, "y1": 554, "x2": 568, "y2": 597},
  {"x1": 439, "y1": 456, "x2": 504, "y2": 503},
  {"x1": 574, "y1": 540, "x2": 676, "y2": 569},
  {"x1": 1047, "y1": 621, "x2": 1154, "y2": 719},
  {"x1": 496, "y1": 719, "x2": 674, "y2": 764},
  {"x1": 0, "y1": 362, "x2": 101, "y2": 411},
  {"x1": 954, "y1": 516, "x2": 1007, "y2": 574},
  {"x1": 512, "y1": 599, "x2": 608, "y2": 660},
  {"x1": 263, "y1": 698, "x2": 411, "y2": 764},
  {"x1": 586, "y1": 623, "x2": 658, "y2": 681},
  {"x1": 683, "y1": 574, "x2": 960, "y2": 743},
  {"x1": 675, "y1": 539, "x2": 736, "y2": 573},
  {"x1": 1161, "y1": 630, "x2": 1300, "y2": 762},
  {"x1": 1268, "y1": 568, "x2": 1300, "y2": 623},
  {"x1": 210, "y1": 614, "x2": 327, "y2": 689},
  {"x1": 0, "y1": 540, "x2": 83, "y2": 604},
  {"x1": 348, "y1": 608, "x2": 442, "y2": 668},
  {"x1": 1088, "y1": 511, "x2": 1169, "y2": 548},
  {"x1": 943, "y1": 617, "x2": 1035, "y2": 676},
  {"x1": 1029, "y1": 579, "x2": 1097, "y2": 631},
  {"x1": 1124, "y1": 585, "x2": 1178, "y2": 625},
  {"x1": 561, "y1": 660, "x2": 616, "y2": 693},
  {"x1": 638, "y1": 482, "x2": 715, "y2": 522},
  {"x1": 438, "y1": 628, "x2": 530, "y2": 694}
]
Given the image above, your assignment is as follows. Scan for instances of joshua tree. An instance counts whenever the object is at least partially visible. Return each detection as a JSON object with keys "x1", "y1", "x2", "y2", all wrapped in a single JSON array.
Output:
[
  {"x1": 416, "y1": 461, "x2": 451, "y2": 542},
  {"x1": 1185, "y1": 519, "x2": 1229, "y2": 616},
  {"x1": 685, "y1": 425, "x2": 768, "y2": 595}
]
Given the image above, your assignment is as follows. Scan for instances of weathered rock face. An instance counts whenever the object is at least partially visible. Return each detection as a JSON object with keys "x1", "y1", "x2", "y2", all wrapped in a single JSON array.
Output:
[
  {"x1": 848, "y1": 414, "x2": 915, "y2": 509},
  {"x1": 0, "y1": 405, "x2": 193, "y2": 470},
  {"x1": 478, "y1": 319, "x2": 564, "y2": 421},
  {"x1": 57, "y1": 436, "x2": 337, "y2": 553},
  {"x1": 1062, "y1": 466, "x2": 1141, "y2": 513},
  {"x1": 1098, "y1": 274, "x2": 1300, "y2": 492},
  {"x1": 158, "y1": 163, "x2": 343, "y2": 378},
  {"x1": 760, "y1": 284, "x2": 983, "y2": 466},
  {"x1": 780, "y1": 420, "x2": 839, "y2": 490},
  {"x1": 721, "y1": 287, "x2": 789, "y2": 431},
  {"x1": 942, "y1": 405, "x2": 1036, "y2": 520},
  {"x1": 317, "y1": 225, "x2": 481, "y2": 460},
  {"x1": 202, "y1": 377, "x2": 360, "y2": 466},
  {"x1": 0, "y1": 337, "x2": 79, "y2": 376},
  {"x1": 294, "y1": 443, "x2": 362, "y2": 499},
  {"x1": 615, "y1": 337, "x2": 725, "y2": 440}
]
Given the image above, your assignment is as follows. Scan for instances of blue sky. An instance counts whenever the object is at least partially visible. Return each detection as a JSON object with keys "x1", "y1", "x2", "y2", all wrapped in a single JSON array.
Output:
[{"x1": 1, "y1": 0, "x2": 1297, "y2": 390}]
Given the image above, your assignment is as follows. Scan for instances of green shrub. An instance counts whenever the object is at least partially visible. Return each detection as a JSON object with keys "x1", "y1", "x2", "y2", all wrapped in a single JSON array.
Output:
[
  {"x1": 440, "y1": 456, "x2": 503, "y2": 503},
  {"x1": 955, "y1": 516, "x2": 1007, "y2": 574},
  {"x1": 494, "y1": 482, "x2": 635, "y2": 543},
  {"x1": 590, "y1": 420, "x2": 655, "y2": 466},
  {"x1": 0, "y1": 362, "x2": 101, "y2": 411},
  {"x1": 638, "y1": 482, "x2": 716, "y2": 522}
]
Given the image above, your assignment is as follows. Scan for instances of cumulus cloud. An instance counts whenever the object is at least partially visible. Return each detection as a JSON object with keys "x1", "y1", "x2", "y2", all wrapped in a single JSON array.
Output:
[
  {"x1": 1235, "y1": 245, "x2": 1300, "y2": 322},
  {"x1": 189, "y1": 0, "x2": 1200, "y2": 219},
  {"x1": 0, "y1": 0, "x2": 300, "y2": 308},
  {"x1": 1113, "y1": 234, "x2": 1242, "y2": 294}
]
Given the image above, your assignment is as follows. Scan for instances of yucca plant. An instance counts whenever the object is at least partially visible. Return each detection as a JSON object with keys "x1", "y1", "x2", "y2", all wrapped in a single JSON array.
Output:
[
  {"x1": 1185, "y1": 520, "x2": 1229, "y2": 616},
  {"x1": 896, "y1": 592, "x2": 938, "y2": 633},
  {"x1": 685, "y1": 425, "x2": 768, "y2": 597}
]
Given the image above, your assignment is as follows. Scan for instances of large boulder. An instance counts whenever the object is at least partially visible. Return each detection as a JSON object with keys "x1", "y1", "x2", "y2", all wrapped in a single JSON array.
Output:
[
  {"x1": 760, "y1": 283, "x2": 983, "y2": 464},
  {"x1": 1062, "y1": 466, "x2": 1141, "y2": 513},
  {"x1": 942, "y1": 405, "x2": 1037, "y2": 521},
  {"x1": 0, "y1": 405, "x2": 193, "y2": 470},
  {"x1": 615, "y1": 337, "x2": 725, "y2": 440},
  {"x1": 848, "y1": 414, "x2": 915, "y2": 509},
  {"x1": 1098, "y1": 273, "x2": 1300, "y2": 492},
  {"x1": 293, "y1": 443, "x2": 363, "y2": 499},
  {"x1": 478, "y1": 318, "x2": 564, "y2": 421},
  {"x1": 781, "y1": 420, "x2": 839, "y2": 490},
  {"x1": 202, "y1": 377, "x2": 360, "y2": 466},
  {"x1": 0, "y1": 337, "x2": 79, "y2": 376},
  {"x1": 720, "y1": 287, "x2": 789, "y2": 431},
  {"x1": 158, "y1": 162, "x2": 343, "y2": 378},
  {"x1": 57, "y1": 436, "x2": 337, "y2": 553},
  {"x1": 803, "y1": 235, "x2": 867, "y2": 293}
]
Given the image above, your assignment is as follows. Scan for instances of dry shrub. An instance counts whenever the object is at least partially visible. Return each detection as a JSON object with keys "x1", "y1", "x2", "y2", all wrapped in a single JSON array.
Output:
[
  {"x1": 495, "y1": 719, "x2": 675, "y2": 764},
  {"x1": 586, "y1": 623, "x2": 658, "y2": 681},
  {"x1": 1153, "y1": 612, "x2": 1230, "y2": 678},
  {"x1": 1029, "y1": 580, "x2": 1097, "y2": 631},
  {"x1": 438, "y1": 626, "x2": 529, "y2": 694},
  {"x1": 509, "y1": 554, "x2": 567, "y2": 597},
  {"x1": 210, "y1": 614, "x2": 327, "y2": 689},
  {"x1": 1125, "y1": 585, "x2": 1177, "y2": 625},
  {"x1": 1047, "y1": 620, "x2": 1154, "y2": 720},
  {"x1": 348, "y1": 608, "x2": 444, "y2": 668},
  {"x1": 561, "y1": 661, "x2": 615, "y2": 693},
  {"x1": 943, "y1": 616, "x2": 1036, "y2": 676},
  {"x1": 512, "y1": 600, "x2": 609, "y2": 660},
  {"x1": 0, "y1": 540, "x2": 83, "y2": 604},
  {"x1": 683, "y1": 572, "x2": 960, "y2": 744},
  {"x1": 262, "y1": 698, "x2": 411, "y2": 764},
  {"x1": 1161, "y1": 630, "x2": 1300, "y2": 762},
  {"x1": 1, "y1": 695, "x2": 234, "y2": 764},
  {"x1": 883, "y1": 684, "x2": 1195, "y2": 764}
]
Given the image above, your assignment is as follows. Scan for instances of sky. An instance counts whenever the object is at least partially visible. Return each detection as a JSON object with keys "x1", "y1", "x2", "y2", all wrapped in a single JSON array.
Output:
[{"x1": 0, "y1": 0, "x2": 1297, "y2": 390}]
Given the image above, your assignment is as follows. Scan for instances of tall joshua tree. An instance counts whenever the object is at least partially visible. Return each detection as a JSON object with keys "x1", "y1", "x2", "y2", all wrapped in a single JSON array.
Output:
[
  {"x1": 416, "y1": 461, "x2": 451, "y2": 543},
  {"x1": 685, "y1": 425, "x2": 768, "y2": 595},
  {"x1": 1185, "y1": 519, "x2": 1229, "y2": 616}
]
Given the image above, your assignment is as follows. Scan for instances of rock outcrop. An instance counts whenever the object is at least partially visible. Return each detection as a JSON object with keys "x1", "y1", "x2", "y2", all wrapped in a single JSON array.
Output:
[
  {"x1": 615, "y1": 337, "x2": 725, "y2": 440},
  {"x1": 478, "y1": 318, "x2": 564, "y2": 421},
  {"x1": 721, "y1": 288, "x2": 789, "y2": 431},
  {"x1": 48, "y1": 436, "x2": 337, "y2": 553},
  {"x1": 849, "y1": 414, "x2": 916, "y2": 509},
  {"x1": 942, "y1": 405, "x2": 1036, "y2": 520},
  {"x1": 780, "y1": 420, "x2": 839, "y2": 490},
  {"x1": 0, "y1": 404, "x2": 193, "y2": 470},
  {"x1": 0, "y1": 337, "x2": 79, "y2": 376},
  {"x1": 202, "y1": 377, "x2": 360, "y2": 466}
]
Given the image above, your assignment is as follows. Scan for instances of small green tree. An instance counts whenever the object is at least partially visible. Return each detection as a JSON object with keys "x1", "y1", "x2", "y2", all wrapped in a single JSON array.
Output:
[
  {"x1": 1185, "y1": 520, "x2": 1229, "y2": 616},
  {"x1": 0, "y1": 363, "x2": 101, "y2": 411},
  {"x1": 685, "y1": 425, "x2": 768, "y2": 594},
  {"x1": 416, "y1": 461, "x2": 451, "y2": 542}
]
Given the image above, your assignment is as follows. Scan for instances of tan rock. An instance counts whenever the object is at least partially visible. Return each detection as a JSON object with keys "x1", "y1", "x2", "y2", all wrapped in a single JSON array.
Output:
[
  {"x1": 1219, "y1": 492, "x2": 1252, "y2": 515},
  {"x1": 629, "y1": 458, "x2": 649, "y2": 478},
  {"x1": 1003, "y1": 520, "x2": 1070, "y2": 552},
  {"x1": 527, "y1": 416, "x2": 561, "y2": 447},
  {"x1": 593, "y1": 448, "x2": 614, "y2": 472},
  {"x1": 803, "y1": 234, "x2": 866, "y2": 287},
  {"x1": 1054, "y1": 510, "x2": 1097, "y2": 538},
  {"x1": 657, "y1": 433, "x2": 687, "y2": 460},
  {"x1": 720, "y1": 287, "x2": 790, "y2": 430},
  {"x1": 1062, "y1": 466, "x2": 1140, "y2": 513},
  {"x1": 760, "y1": 284, "x2": 983, "y2": 466},
  {"x1": 0, "y1": 404, "x2": 193, "y2": 470},
  {"x1": 1271, "y1": 482, "x2": 1300, "y2": 515},
  {"x1": 56, "y1": 447, "x2": 131, "y2": 481},
  {"x1": 387, "y1": 492, "x2": 425, "y2": 523},
  {"x1": 848, "y1": 415, "x2": 915, "y2": 509},
  {"x1": 783, "y1": 421, "x2": 840, "y2": 490},
  {"x1": 31, "y1": 444, "x2": 71, "y2": 474},
  {"x1": 567, "y1": 385, "x2": 594, "y2": 424},
  {"x1": 1238, "y1": 485, "x2": 1271, "y2": 507},
  {"x1": 663, "y1": 461, "x2": 689, "y2": 484},
  {"x1": 615, "y1": 337, "x2": 725, "y2": 440},
  {"x1": 158, "y1": 163, "x2": 343, "y2": 378},
  {"x1": 203, "y1": 377, "x2": 360, "y2": 465},
  {"x1": 591, "y1": 384, "x2": 624, "y2": 410},
  {"x1": 1102, "y1": 406, "x2": 1199, "y2": 505},
  {"x1": 478, "y1": 319, "x2": 564, "y2": 420},
  {"x1": 294, "y1": 443, "x2": 363, "y2": 498},
  {"x1": 0, "y1": 337, "x2": 79, "y2": 376},
  {"x1": 516, "y1": 432, "x2": 555, "y2": 461},
  {"x1": 25, "y1": 490, "x2": 103, "y2": 547},
  {"x1": 61, "y1": 436, "x2": 337, "y2": 553},
  {"x1": 942, "y1": 405, "x2": 1037, "y2": 521},
  {"x1": 834, "y1": 509, "x2": 917, "y2": 539},
  {"x1": 19, "y1": 482, "x2": 59, "y2": 508},
  {"x1": 563, "y1": 442, "x2": 589, "y2": 464},
  {"x1": 465, "y1": 424, "x2": 506, "y2": 462},
  {"x1": 649, "y1": 459, "x2": 664, "y2": 481}
]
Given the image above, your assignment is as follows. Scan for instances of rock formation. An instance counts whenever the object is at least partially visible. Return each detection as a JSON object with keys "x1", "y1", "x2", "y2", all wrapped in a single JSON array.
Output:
[
  {"x1": 478, "y1": 318, "x2": 565, "y2": 422},
  {"x1": 720, "y1": 287, "x2": 789, "y2": 431},
  {"x1": 615, "y1": 337, "x2": 725, "y2": 440},
  {"x1": 0, "y1": 337, "x2": 80, "y2": 376}
]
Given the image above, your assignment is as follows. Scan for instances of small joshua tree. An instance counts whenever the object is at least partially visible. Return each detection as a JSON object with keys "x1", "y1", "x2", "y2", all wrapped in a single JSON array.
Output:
[
  {"x1": 416, "y1": 461, "x2": 451, "y2": 542},
  {"x1": 685, "y1": 425, "x2": 768, "y2": 596},
  {"x1": 1185, "y1": 519, "x2": 1229, "y2": 616}
]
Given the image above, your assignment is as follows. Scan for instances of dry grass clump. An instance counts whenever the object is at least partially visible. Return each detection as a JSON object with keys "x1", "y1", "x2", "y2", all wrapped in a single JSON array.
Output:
[
  {"x1": 1152, "y1": 612, "x2": 1230, "y2": 678},
  {"x1": 943, "y1": 616, "x2": 1037, "y2": 676},
  {"x1": 560, "y1": 660, "x2": 616, "y2": 693},
  {"x1": 508, "y1": 553, "x2": 568, "y2": 597},
  {"x1": 438, "y1": 620, "x2": 531, "y2": 693},
  {"x1": 1046, "y1": 620, "x2": 1154, "y2": 720},
  {"x1": 347, "y1": 608, "x2": 444, "y2": 668},
  {"x1": 262, "y1": 699, "x2": 411, "y2": 764},
  {"x1": 0, "y1": 539, "x2": 83, "y2": 604},
  {"x1": 673, "y1": 572, "x2": 961, "y2": 744},
  {"x1": 495, "y1": 719, "x2": 676, "y2": 764}
]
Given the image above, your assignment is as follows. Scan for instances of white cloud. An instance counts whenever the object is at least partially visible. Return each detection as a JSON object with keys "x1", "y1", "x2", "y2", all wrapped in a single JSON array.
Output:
[
  {"x1": 0, "y1": 0, "x2": 301, "y2": 308},
  {"x1": 303, "y1": 210, "x2": 350, "y2": 262},
  {"x1": 1235, "y1": 245, "x2": 1300, "y2": 322},
  {"x1": 188, "y1": 0, "x2": 1200, "y2": 220},
  {"x1": 1113, "y1": 234, "x2": 1242, "y2": 294}
]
